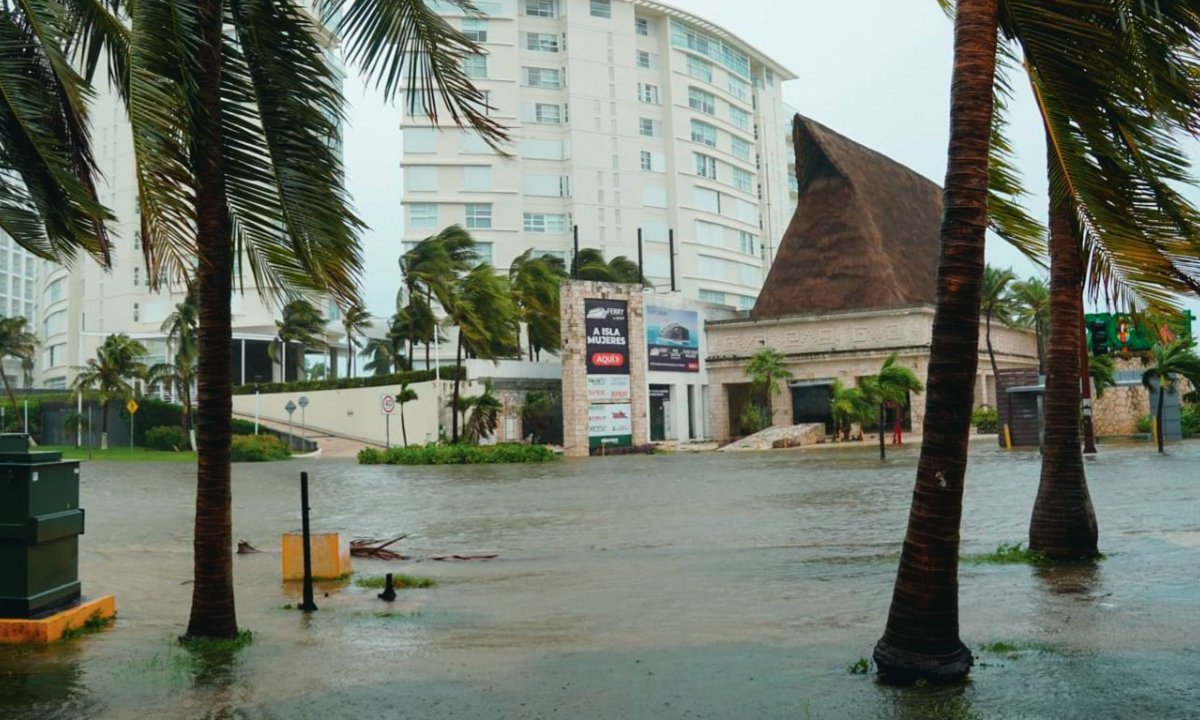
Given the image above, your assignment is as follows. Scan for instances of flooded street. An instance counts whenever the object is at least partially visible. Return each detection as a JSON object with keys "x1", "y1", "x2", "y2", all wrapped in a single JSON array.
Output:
[{"x1": 3, "y1": 441, "x2": 1198, "y2": 719}]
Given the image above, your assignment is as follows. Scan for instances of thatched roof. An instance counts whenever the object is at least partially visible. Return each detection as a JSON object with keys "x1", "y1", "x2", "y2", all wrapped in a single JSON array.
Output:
[{"x1": 752, "y1": 115, "x2": 943, "y2": 319}]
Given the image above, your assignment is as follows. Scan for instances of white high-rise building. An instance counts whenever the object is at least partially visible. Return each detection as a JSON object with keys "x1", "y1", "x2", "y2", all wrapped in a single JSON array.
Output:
[
  {"x1": 401, "y1": 0, "x2": 796, "y2": 310},
  {"x1": 0, "y1": 237, "x2": 39, "y2": 389},
  {"x1": 35, "y1": 2, "x2": 346, "y2": 390}
]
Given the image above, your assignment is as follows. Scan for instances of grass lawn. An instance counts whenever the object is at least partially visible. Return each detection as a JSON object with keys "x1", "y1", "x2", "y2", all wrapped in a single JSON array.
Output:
[{"x1": 39, "y1": 445, "x2": 197, "y2": 463}]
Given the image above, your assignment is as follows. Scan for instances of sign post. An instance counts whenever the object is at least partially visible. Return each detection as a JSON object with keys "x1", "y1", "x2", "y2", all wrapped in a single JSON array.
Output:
[
  {"x1": 298, "y1": 396, "x2": 310, "y2": 449},
  {"x1": 285, "y1": 400, "x2": 298, "y2": 451},
  {"x1": 380, "y1": 393, "x2": 396, "y2": 448},
  {"x1": 126, "y1": 398, "x2": 139, "y2": 449}
]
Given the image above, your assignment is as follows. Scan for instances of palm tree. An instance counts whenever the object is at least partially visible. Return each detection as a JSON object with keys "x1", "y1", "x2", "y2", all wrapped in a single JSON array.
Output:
[
  {"x1": 1142, "y1": 340, "x2": 1200, "y2": 454},
  {"x1": 464, "y1": 385, "x2": 502, "y2": 444},
  {"x1": 341, "y1": 303, "x2": 371, "y2": 378},
  {"x1": 271, "y1": 300, "x2": 327, "y2": 382},
  {"x1": 401, "y1": 226, "x2": 479, "y2": 367},
  {"x1": 572, "y1": 248, "x2": 643, "y2": 283},
  {"x1": 829, "y1": 380, "x2": 872, "y2": 442},
  {"x1": 0, "y1": 317, "x2": 38, "y2": 418},
  {"x1": 1010, "y1": 276, "x2": 1049, "y2": 374},
  {"x1": 444, "y1": 263, "x2": 519, "y2": 443},
  {"x1": 860, "y1": 354, "x2": 925, "y2": 461},
  {"x1": 981, "y1": 265, "x2": 1017, "y2": 391},
  {"x1": 745, "y1": 349, "x2": 792, "y2": 428},
  {"x1": 397, "y1": 383, "x2": 418, "y2": 447},
  {"x1": 159, "y1": 290, "x2": 199, "y2": 448},
  {"x1": 0, "y1": 1, "x2": 122, "y2": 268},
  {"x1": 116, "y1": 0, "x2": 504, "y2": 640},
  {"x1": 1089, "y1": 355, "x2": 1116, "y2": 399},
  {"x1": 361, "y1": 336, "x2": 399, "y2": 377},
  {"x1": 510, "y1": 250, "x2": 567, "y2": 361},
  {"x1": 396, "y1": 299, "x2": 438, "y2": 369},
  {"x1": 72, "y1": 334, "x2": 148, "y2": 450},
  {"x1": 63, "y1": 413, "x2": 90, "y2": 448}
]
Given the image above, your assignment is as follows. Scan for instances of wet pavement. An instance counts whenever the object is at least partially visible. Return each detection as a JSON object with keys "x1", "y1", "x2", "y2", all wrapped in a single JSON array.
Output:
[{"x1": 2, "y1": 440, "x2": 1198, "y2": 719}]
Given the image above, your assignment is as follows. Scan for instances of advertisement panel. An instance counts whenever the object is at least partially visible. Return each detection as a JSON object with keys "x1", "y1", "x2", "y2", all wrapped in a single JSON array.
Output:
[
  {"x1": 588, "y1": 403, "x2": 633, "y2": 449},
  {"x1": 646, "y1": 305, "x2": 701, "y2": 372},
  {"x1": 585, "y1": 299, "x2": 630, "y2": 375},
  {"x1": 586, "y1": 375, "x2": 632, "y2": 403}
]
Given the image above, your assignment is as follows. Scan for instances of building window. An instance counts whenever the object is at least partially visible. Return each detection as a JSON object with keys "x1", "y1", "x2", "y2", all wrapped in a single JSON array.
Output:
[
  {"x1": 590, "y1": 0, "x2": 611, "y2": 18},
  {"x1": 463, "y1": 53, "x2": 487, "y2": 80},
  {"x1": 465, "y1": 203, "x2": 492, "y2": 229},
  {"x1": 636, "y1": 50, "x2": 652, "y2": 69},
  {"x1": 727, "y1": 75, "x2": 749, "y2": 101},
  {"x1": 463, "y1": 166, "x2": 493, "y2": 191},
  {"x1": 525, "y1": 32, "x2": 558, "y2": 52},
  {"x1": 404, "y1": 127, "x2": 437, "y2": 153},
  {"x1": 638, "y1": 117, "x2": 659, "y2": 137},
  {"x1": 688, "y1": 87, "x2": 715, "y2": 115},
  {"x1": 732, "y1": 136, "x2": 752, "y2": 161},
  {"x1": 133, "y1": 267, "x2": 140, "y2": 287},
  {"x1": 699, "y1": 289, "x2": 726, "y2": 305},
  {"x1": 133, "y1": 303, "x2": 140, "y2": 322},
  {"x1": 638, "y1": 83, "x2": 660, "y2": 104},
  {"x1": 687, "y1": 56, "x2": 713, "y2": 83},
  {"x1": 525, "y1": 0, "x2": 556, "y2": 17},
  {"x1": 739, "y1": 231, "x2": 756, "y2": 255},
  {"x1": 43, "y1": 310, "x2": 66, "y2": 336},
  {"x1": 534, "y1": 103, "x2": 561, "y2": 124},
  {"x1": 405, "y1": 166, "x2": 437, "y2": 192},
  {"x1": 733, "y1": 167, "x2": 752, "y2": 193},
  {"x1": 640, "y1": 151, "x2": 652, "y2": 170},
  {"x1": 476, "y1": 242, "x2": 494, "y2": 264},
  {"x1": 47, "y1": 277, "x2": 65, "y2": 303},
  {"x1": 524, "y1": 213, "x2": 567, "y2": 233},
  {"x1": 730, "y1": 105, "x2": 750, "y2": 131},
  {"x1": 522, "y1": 66, "x2": 561, "y2": 88},
  {"x1": 462, "y1": 18, "x2": 487, "y2": 42},
  {"x1": 410, "y1": 203, "x2": 438, "y2": 230},
  {"x1": 738, "y1": 294, "x2": 756, "y2": 311},
  {"x1": 635, "y1": 17, "x2": 650, "y2": 36},
  {"x1": 694, "y1": 152, "x2": 717, "y2": 179},
  {"x1": 690, "y1": 120, "x2": 717, "y2": 147}
]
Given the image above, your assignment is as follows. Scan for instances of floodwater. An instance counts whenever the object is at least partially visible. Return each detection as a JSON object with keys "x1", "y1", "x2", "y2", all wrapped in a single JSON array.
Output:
[{"x1": 3, "y1": 441, "x2": 1199, "y2": 719}]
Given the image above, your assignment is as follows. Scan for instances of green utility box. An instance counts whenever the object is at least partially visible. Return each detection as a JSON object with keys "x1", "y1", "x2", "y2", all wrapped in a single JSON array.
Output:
[{"x1": 0, "y1": 434, "x2": 84, "y2": 618}]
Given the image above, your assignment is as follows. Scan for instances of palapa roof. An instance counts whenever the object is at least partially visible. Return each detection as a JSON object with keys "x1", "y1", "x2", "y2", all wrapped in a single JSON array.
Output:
[{"x1": 752, "y1": 115, "x2": 943, "y2": 319}]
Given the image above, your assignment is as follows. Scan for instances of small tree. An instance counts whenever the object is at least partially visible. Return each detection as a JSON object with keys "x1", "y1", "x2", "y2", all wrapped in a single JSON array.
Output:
[
  {"x1": 745, "y1": 349, "x2": 792, "y2": 428},
  {"x1": 464, "y1": 385, "x2": 502, "y2": 444},
  {"x1": 72, "y1": 334, "x2": 148, "y2": 450},
  {"x1": 397, "y1": 383, "x2": 418, "y2": 448},
  {"x1": 271, "y1": 299, "x2": 327, "y2": 382},
  {"x1": 63, "y1": 412, "x2": 90, "y2": 448},
  {"x1": 0, "y1": 317, "x2": 38, "y2": 419},
  {"x1": 860, "y1": 354, "x2": 924, "y2": 461},
  {"x1": 1142, "y1": 339, "x2": 1200, "y2": 453},
  {"x1": 829, "y1": 380, "x2": 872, "y2": 442}
]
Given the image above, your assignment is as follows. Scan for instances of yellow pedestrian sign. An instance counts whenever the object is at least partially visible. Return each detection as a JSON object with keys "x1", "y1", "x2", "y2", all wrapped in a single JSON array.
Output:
[{"x1": 126, "y1": 399, "x2": 139, "y2": 415}]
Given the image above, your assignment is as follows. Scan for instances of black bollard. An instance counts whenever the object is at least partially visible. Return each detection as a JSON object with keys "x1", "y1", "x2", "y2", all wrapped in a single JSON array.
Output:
[
  {"x1": 299, "y1": 471, "x2": 318, "y2": 612},
  {"x1": 378, "y1": 573, "x2": 397, "y2": 602}
]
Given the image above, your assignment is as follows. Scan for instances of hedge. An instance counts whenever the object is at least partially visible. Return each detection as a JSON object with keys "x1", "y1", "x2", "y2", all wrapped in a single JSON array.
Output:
[
  {"x1": 232, "y1": 367, "x2": 464, "y2": 396},
  {"x1": 231, "y1": 434, "x2": 291, "y2": 462},
  {"x1": 145, "y1": 426, "x2": 189, "y2": 451},
  {"x1": 357, "y1": 443, "x2": 557, "y2": 465}
]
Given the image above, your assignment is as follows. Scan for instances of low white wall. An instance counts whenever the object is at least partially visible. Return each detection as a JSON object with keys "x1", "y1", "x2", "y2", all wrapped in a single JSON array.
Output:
[{"x1": 230, "y1": 379, "x2": 484, "y2": 447}]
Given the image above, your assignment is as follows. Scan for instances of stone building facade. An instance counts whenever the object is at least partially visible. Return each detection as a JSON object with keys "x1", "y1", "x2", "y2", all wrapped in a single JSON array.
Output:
[{"x1": 705, "y1": 305, "x2": 1038, "y2": 443}]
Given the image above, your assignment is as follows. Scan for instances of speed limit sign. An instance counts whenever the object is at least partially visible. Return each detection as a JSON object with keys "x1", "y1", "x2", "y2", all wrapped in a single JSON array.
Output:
[{"x1": 380, "y1": 394, "x2": 396, "y2": 415}]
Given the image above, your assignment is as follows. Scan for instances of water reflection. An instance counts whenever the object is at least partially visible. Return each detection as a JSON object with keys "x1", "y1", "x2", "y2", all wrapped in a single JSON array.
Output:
[{"x1": 1033, "y1": 560, "x2": 1103, "y2": 597}]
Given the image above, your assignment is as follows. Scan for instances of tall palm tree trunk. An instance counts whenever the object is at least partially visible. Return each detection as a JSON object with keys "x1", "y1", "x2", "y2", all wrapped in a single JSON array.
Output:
[
  {"x1": 985, "y1": 309, "x2": 999, "y2": 404},
  {"x1": 878, "y1": 403, "x2": 886, "y2": 461},
  {"x1": 451, "y1": 332, "x2": 464, "y2": 444},
  {"x1": 1028, "y1": 162, "x2": 1098, "y2": 560},
  {"x1": 1079, "y1": 326, "x2": 1098, "y2": 454},
  {"x1": 873, "y1": 0, "x2": 996, "y2": 682},
  {"x1": 400, "y1": 403, "x2": 408, "y2": 447},
  {"x1": 1156, "y1": 387, "x2": 1165, "y2": 453},
  {"x1": 186, "y1": 0, "x2": 238, "y2": 640},
  {"x1": 1034, "y1": 318, "x2": 1046, "y2": 374},
  {"x1": 100, "y1": 398, "x2": 109, "y2": 450}
]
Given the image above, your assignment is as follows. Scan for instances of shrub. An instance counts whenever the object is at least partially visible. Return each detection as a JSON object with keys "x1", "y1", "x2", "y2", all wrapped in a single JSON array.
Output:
[
  {"x1": 357, "y1": 443, "x2": 556, "y2": 465},
  {"x1": 232, "y1": 367, "x2": 463, "y2": 396},
  {"x1": 1182, "y1": 404, "x2": 1199, "y2": 439},
  {"x1": 738, "y1": 405, "x2": 767, "y2": 436},
  {"x1": 231, "y1": 418, "x2": 258, "y2": 435},
  {"x1": 972, "y1": 405, "x2": 999, "y2": 434},
  {"x1": 1136, "y1": 414, "x2": 1152, "y2": 434},
  {"x1": 145, "y1": 425, "x2": 188, "y2": 451},
  {"x1": 231, "y1": 434, "x2": 291, "y2": 462}
]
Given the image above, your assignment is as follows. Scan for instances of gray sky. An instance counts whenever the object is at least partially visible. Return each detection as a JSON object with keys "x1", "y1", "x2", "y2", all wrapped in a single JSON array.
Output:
[{"x1": 342, "y1": 0, "x2": 1199, "y2": 320}]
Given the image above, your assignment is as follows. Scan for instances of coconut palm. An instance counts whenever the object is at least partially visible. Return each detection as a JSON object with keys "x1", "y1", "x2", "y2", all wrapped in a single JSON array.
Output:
[
  {"x1": 829, "y1": 380, "x2": 872, "y2": 442},
  {"x1": 444, "y1": 263, "x2": 519, "y2": 443},
  {"x1": 157, "y1": 290, "x2": 199, "y2": 448},
  {"x1": 341, "y1": 303, "x2": 371, "y2": 378},
  {"x1": 981, "y1": 265, "x2": 1017, "y2": 390},
  {"x1": 745, "y1": 349, "x2": 792, "y2": 427},
  {"x1": 0, "y1": 317, "x2": 38, "y2": 418},
  {"x1": 1089, "y1": 355, "x2": 1116, "y2": 399},
  {"x1": 510, "y1": 250, "x2": 567, "y2": 361},
  {"x1": 62, "y1": 412, "x2": 90, "y2": 448},
  {"x1": 464, "y1": 385, "x2": 502, "y2": 444},
  {"x1": 108, "y1": 0, "x2": 506, "y2": 640},
  {"x1": 401, "y1": 226, "x2": 479, "y2": 366},
  {"x1": 72, "y1": 334, "x2": 148, "y2": 450},
  {"x1": 1010, "y1": 276, "x2": 1049, "y2": 374},
  {"x1": 396, "y1": 298, "x2": 439, "y2": 369},
  {"x1": 571, "y1": 248, "x2": 643, "y2": 284},
  {"x1": 270, "y1": 300, "x2": 327, "y2": 382},
  {"x1": 361, "y1": 337, "x2": 398, "y2": 377},
  {"x1": 1142, "y1": 340, "x2": 1200, "y2": 454},
  {"x1": 860, "y1": 354, "x2": 924, "y2": 461},
  {"x1": 396, "y1": 383, "x2": 418, "y2": 447}
]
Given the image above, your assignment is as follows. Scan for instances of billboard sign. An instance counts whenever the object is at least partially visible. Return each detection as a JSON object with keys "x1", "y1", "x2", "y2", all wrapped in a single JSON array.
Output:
[
  {"x1": 646, "y1": 305, "x2": 701, "y2": 372},
  {"x1": 588, "y1": 403, "x2": 633, "y2": 449},
  {"x1": 586, "y1": 375, "x2": 632, "y2": 403},
  {"x1": 585, "y1": 299, "x2": 630, "y2": 375}
]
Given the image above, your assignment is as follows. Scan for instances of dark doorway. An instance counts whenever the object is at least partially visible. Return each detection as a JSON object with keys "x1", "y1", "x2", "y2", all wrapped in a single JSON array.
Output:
[
  {"x1": 649, "y1": 385, "x2": 670, "y2": 442},
  {"x1": 790, "y1": 382, "x2": 834, "y2": 435}
]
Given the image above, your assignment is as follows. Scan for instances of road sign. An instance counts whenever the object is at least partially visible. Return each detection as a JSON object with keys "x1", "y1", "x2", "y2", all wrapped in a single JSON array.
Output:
[
  {"x1": 126, "y1": 399, "x2": 139, "y2": 415},
  {"x1": 285, "y1": 400, "x2": 297, "y2": 416},
  {"x1": 298, "y1": 396, "x2": 309, "y2": 409},
  {"x1": 380, "y1": 394, "x2": 396, "y2": 415}
]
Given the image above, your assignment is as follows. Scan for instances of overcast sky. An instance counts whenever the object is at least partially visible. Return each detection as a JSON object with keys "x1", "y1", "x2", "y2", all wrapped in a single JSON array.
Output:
[{"x1": 342, "y1": 0, "x2": 1199, "y2": 319}]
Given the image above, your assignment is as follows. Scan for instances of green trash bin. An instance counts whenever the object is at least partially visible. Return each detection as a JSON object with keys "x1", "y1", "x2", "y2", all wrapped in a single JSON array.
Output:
[{"x1": 0, "y1": 434, "x2": 85, "y2": 618}]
